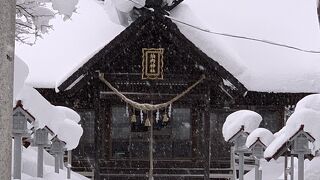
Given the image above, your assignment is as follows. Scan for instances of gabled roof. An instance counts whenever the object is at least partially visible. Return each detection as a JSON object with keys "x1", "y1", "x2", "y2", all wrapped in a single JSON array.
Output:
[
  {"x1": 289, "y1": 125, "x2": 315, "y2": 143},
  {"x1": 51, "y1": 135, "x2": 67, "y2": 145},
  {"x1": 248, "y1": 138, "x2": 267, "y2": 150},
  {"x1": 57, "y1": 9, "x2": 247, "y2": 95},
  {"x1": 227, "y1": 126, "x2": 249, "y2": 143},
  {"x1": 30, "y1": 125, "x2": 55, "y2": 136}
]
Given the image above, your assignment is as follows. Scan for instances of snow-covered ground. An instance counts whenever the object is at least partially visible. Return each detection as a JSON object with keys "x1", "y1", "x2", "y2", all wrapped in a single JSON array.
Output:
[
  {"x1": 244, "y1": 158, "x2": 285, "y2": 180},
  {"x1": 15, "y1": 144, "x2": 88, "y2": 180},
  {"x1": 245, "y1": 156, "x2": 320, "y2": 180}
]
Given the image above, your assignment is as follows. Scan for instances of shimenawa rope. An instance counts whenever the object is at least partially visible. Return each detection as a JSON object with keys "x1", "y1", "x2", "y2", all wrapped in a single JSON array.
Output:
[{"x1": 99, "y1": 72, "x2": 205, "y2": 111}]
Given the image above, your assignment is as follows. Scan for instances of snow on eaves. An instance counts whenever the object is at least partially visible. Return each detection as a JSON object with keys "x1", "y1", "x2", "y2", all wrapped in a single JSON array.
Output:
[
  {"x1": 15, "y1": 0, "x2": 124, "y2": 90},
  {"x1": 170, "y1": 5, "x2": 249, "y2": 82}
]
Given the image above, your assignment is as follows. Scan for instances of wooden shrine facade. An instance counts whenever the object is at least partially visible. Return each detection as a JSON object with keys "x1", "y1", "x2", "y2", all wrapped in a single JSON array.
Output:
[{"x1": 38, "y1": 5, "x2": 310, "y2": 180}]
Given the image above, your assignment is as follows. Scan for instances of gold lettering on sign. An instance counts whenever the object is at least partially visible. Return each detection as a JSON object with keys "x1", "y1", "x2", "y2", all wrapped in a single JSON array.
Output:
[{"x1": 142, "y1": 48, "x2": 164, "y2": 80}]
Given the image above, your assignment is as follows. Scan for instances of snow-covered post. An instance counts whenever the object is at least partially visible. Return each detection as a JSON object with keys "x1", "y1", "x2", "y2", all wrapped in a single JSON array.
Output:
[
  {"x1": 60, "y1": 150, "x2": 66, "y2": 170},
  {"x1": 289, "y1": 125, "x2": 315, "y2": 180},
  {"x1": 246, "y1": 128, "x2": 274, "y2": 180},
  {"x1": 230, "y1": 146, "x2": 237, "y2": 180},
  {"x1": 67, "y1": 150, "x2": 72, "y2": 179},
  {"x1": 290, "y1": 155, "x2": 294, "y2": 180},
  {"x1": 54, "y1": 154, "x2": 59, "y2": 173},
  {"x1": 50, "y1": 136, "x2": 66, "y2": 174},
  {"x1": 33, "y1": 127, "x2": 52, "y2": 178},
  {"x1": 222, "y1": 110, "x2": 262, "y2": 180},
  {"x1": 12, "y1": 104, "x2": 34, "y2": 179},
  {"x1": 67, "y1": 163, "x2": 71, "y2": 179}
]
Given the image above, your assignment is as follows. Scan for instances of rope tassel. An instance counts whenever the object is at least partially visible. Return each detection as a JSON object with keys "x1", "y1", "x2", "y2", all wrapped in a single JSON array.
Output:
[
  {"x1": 163, "y1": 114, "x2": 169, "y2": 123},
  {"x1": 145, "y1": 118, "x2": 151, "y2": 127},
  {"x1": 131, "y1": 114, "x2": 137, "y2": 123}
]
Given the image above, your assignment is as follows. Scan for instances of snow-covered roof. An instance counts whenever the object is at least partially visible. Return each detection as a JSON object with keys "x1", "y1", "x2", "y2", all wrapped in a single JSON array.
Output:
[
  {"x1": 16, "y1": 0, "x2": 320, "y2": 93},
  {"x1": 15, "y1": 0, "x2": 124, "y2": 90},
  {"x1": 176, "y1": 0, "x2": 320, "y2": 93},
  {"x1": 182, "y1": 0, "x2": 320, "y2": 92}
]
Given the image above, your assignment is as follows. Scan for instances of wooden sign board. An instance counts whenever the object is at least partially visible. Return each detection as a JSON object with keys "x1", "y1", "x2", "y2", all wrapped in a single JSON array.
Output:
[{"x1": 142, "y1": 48, "x2": 164, "y2": 80}]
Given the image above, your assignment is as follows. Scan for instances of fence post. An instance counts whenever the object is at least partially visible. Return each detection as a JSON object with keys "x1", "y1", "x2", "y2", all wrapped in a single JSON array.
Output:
[
  {"x1": 13, "y1": 134, "x2": 22, "y2": 179},
  {"x1": 37, "y1": 145, "x2": 44, "y2": 177}
]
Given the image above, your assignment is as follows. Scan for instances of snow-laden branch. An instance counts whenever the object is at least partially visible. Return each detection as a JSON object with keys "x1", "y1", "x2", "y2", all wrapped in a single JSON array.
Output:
[{"x1": 16, "y1": 0, "x2": 78, "y2": 45}]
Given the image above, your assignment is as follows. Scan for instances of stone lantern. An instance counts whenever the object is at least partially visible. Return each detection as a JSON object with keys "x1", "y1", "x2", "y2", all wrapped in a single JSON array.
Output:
[
  {"x1": 50, "y1": 136, "x2": 67, "y2": 173},
  {"x1": 32, "y1": 126, "x2": 54, "y2": 178},
  {"x1": 12, "y1": 103, "x2": 35, "y2": 179},
  {"x1": 248, "y1": 138, "x2": 267, "y2": 180},
  {"x1": 289, "y1": 125, "x2": 315, "y2": 180},
  {"x1": 227, "y1": 126, "x2": 250, "y2": 180},
  {"x1": 33, "y1": 126, "x2": 54, "y2": 146}
]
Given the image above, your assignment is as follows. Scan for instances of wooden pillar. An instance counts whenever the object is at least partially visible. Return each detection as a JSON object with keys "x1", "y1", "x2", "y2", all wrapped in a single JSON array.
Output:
[
  {"x1": 149, "y1": 111, "x2": 154, "y2": 180},
  {"x1": 191, "y1": 106, "x2": 200, "y2": 159},
  {"x1": 93, "y1": 73, "x2": 101, "y2": 180},
  {"x1": 203, "y1": 84, "x2": 211, "y2": 180}
]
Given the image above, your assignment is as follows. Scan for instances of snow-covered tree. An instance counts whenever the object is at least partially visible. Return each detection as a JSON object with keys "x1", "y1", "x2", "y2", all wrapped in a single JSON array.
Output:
[{"x1": 16, "y1": 0, "x2": 78, "y2": 45}]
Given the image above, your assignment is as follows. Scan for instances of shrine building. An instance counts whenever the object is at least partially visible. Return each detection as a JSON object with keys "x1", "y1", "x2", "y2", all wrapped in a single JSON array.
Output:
[{"x1": 17, "y1": 0, "x2": 320, "y2": 179}]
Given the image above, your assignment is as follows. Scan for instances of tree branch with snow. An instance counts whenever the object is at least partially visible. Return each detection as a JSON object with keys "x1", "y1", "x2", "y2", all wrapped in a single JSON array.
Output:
[{"x1": 15, "y1": 0, "x2": 78, "y2": 45}]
